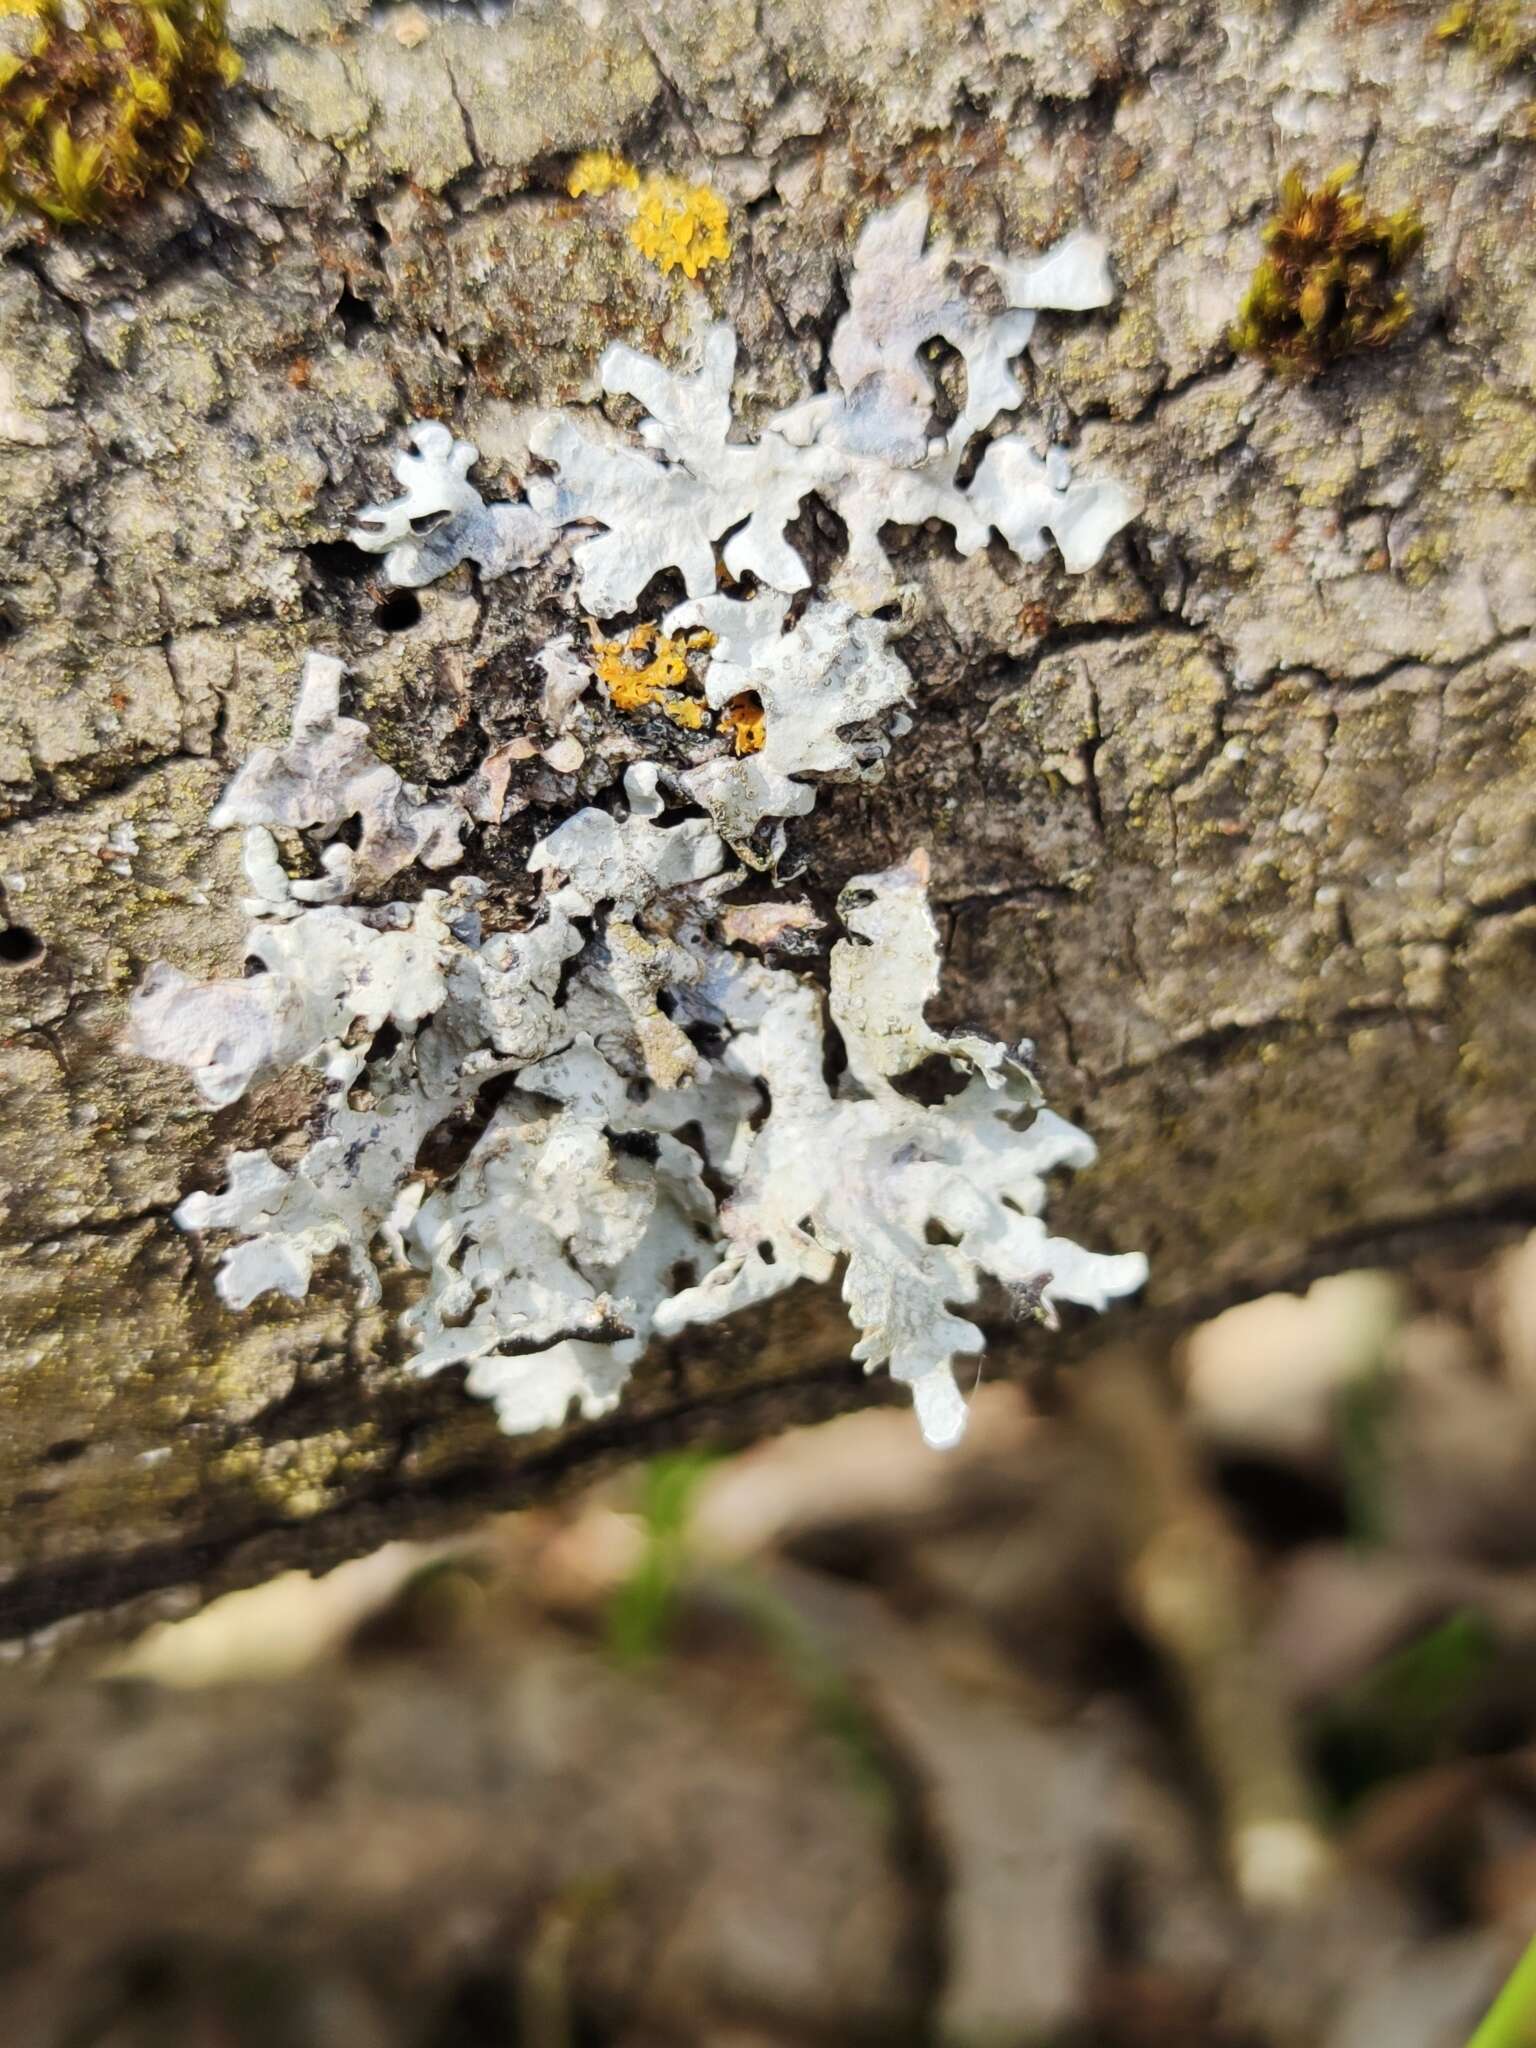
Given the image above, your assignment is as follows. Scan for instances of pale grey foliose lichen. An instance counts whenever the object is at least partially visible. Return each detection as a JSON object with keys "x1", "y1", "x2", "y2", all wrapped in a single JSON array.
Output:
[
  {"x1": 350, "y1": 420, "x2": 556, "y2": 588},
  {"x1": 667, "y1": 591, "x2": 913, "y2": 861},
  {"x1": 132, "y1": 190, "x2": 1146, "y2": 1449},
  {"x1": 355, "y1": 195, "x2": 1136, "y2": 615},
  {"x1": 133, "y1": 695, "x2": 1145, "y2": 1444}
]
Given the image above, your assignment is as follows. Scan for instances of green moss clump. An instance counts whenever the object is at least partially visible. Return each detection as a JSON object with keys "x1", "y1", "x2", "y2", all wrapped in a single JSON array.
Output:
[
  {"x1": 1231, "y1": 166, "x2": 1424, "y2": 380},
  {"x1": 1435, "y1": 0, "x2": 1536, "y2": 71},
  {"x1": 0, "y1": 0, "x2": 241, "y2": 227}
]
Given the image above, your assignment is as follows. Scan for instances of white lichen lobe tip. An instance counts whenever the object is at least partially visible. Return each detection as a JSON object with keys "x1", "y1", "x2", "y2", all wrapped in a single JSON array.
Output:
[
  {"x1": 206, "y1": 649, "x2": 473, "y2": 901},
  {"x1": 914, "y1": 1371, "x2": 970, "y2": 1451},
  {"x1": 662, "y1": 591, "x2": 913, "y2": 863},
  {"x1": 350, "y1": 420, "x2": 555, "y2": 589},
  {"x1": 1006, "y1": 229, "x2": 1116, "y2": 311}
]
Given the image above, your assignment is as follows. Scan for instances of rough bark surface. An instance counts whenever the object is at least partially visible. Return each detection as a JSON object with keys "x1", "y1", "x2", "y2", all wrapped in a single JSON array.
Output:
[{"x1": 2, "y1": 0, "x2": 1534, "y2": 1649}]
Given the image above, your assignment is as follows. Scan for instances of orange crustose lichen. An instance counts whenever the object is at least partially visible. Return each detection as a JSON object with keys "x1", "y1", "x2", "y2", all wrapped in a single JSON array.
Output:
[
  {"x1": 721, "y1": 693, "x2": 766, "y2": 756},
  {"x1": 565, "y1": 148, "x2": 639, "y2": 199},
  {"x1": 628, "y1": 174, "x2": 730, "y2": 280},
  {"x1": 589, "y1": 622, "x2": 715, "y2": 732}
]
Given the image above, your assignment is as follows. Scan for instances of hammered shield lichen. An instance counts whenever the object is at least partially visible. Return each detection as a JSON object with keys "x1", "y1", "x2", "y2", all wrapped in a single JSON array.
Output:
[{"x1": 129, "y1": 188, "x2": 1150, "y2": 1453}]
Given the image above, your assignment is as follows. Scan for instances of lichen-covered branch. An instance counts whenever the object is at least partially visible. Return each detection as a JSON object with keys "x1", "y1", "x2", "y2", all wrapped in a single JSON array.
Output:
[{"x1": 0, "y1": 0, "x2": 1533, "y2": 1647}]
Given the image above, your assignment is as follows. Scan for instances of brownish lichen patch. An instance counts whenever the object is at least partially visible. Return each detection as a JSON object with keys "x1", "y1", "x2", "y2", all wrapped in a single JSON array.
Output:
[
  {"x1": 0, "y1": 0, "x2": 241, "y2": 227},
  {"x1": 1231, "y1": 166, "x2": 1423, "y2": 379}
]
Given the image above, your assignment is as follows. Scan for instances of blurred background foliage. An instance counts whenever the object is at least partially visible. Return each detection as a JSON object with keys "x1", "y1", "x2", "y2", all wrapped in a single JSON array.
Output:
[{"x1": 11, "y1": 1230, "x2": 1536, "y2": 2047}]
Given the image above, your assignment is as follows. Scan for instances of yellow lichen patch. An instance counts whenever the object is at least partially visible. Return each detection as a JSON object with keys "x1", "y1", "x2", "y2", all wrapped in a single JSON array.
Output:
[
  {"x1": 566, "y1": 147, "x2": 639, "y2": 198},
  {"x1": 661, "y1": 693, "x2": 708, "y2": 731},
  {"x1": 566, "y1": 148, "x2": 732, "y2": 282},
  {"x1": 629, "y1": 174, "x2": 731, "y2": 279},
  {"x1": 0, "y1": 0, "x2": 241, "y2": 226},
  {"x1": 589, "y1": 621, "x2": 715, "y2": 731},
  {"x1": 721, "y1": 692, "x2": 766, "y2": 757}
]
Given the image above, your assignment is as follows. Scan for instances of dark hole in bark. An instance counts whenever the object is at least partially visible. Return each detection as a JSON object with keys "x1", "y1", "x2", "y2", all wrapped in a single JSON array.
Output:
[
  {"x1": 0, "y1": 926, "x2": 44, "y2": 969},
  {"x1": 415, "y1": 1069, "x2": 523, "y2": 1180},
  {"x1": 303, "y1": 538, "x2": 377, "y2": 582},
  {"x1": 374, "y1": 590, "x2": 423, "y2": 632},
  {"x1": 335, "y1": 283, "x2": 377, "y2": 339},
  {"x1": 821, "y1": 1017, "x2": 849, "y2": 1093},
  {"x1": 780, "y1": 492, "x2": 849, "y2": 589},
  {"x1": 610, "y1": 1129, "x2": 661, "y2": 1162},
  {"x1": 922, "y1": 333, "x2": 966, "y2": 435},
  {"x1": 683, "y1": 1018, "x2": 728, "y2": 1061},
  {"x1": 367, "y1": 1022, "x2": 404, "y2": 1066},
  {"x1": 1213, "y1": 1451, "x2": 1350, "y2": 1549}
]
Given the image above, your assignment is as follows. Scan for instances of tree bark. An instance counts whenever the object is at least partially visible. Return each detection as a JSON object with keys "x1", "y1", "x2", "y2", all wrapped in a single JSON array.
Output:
[{"x1": 1, "y1": 0, "x2": 1534, "y2": 1650}]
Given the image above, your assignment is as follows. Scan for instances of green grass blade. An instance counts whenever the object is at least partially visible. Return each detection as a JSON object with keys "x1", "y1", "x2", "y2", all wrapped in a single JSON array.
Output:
[{"x1": 1467, "y1": 1936, "x2": 1536, "y2": 2048}]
